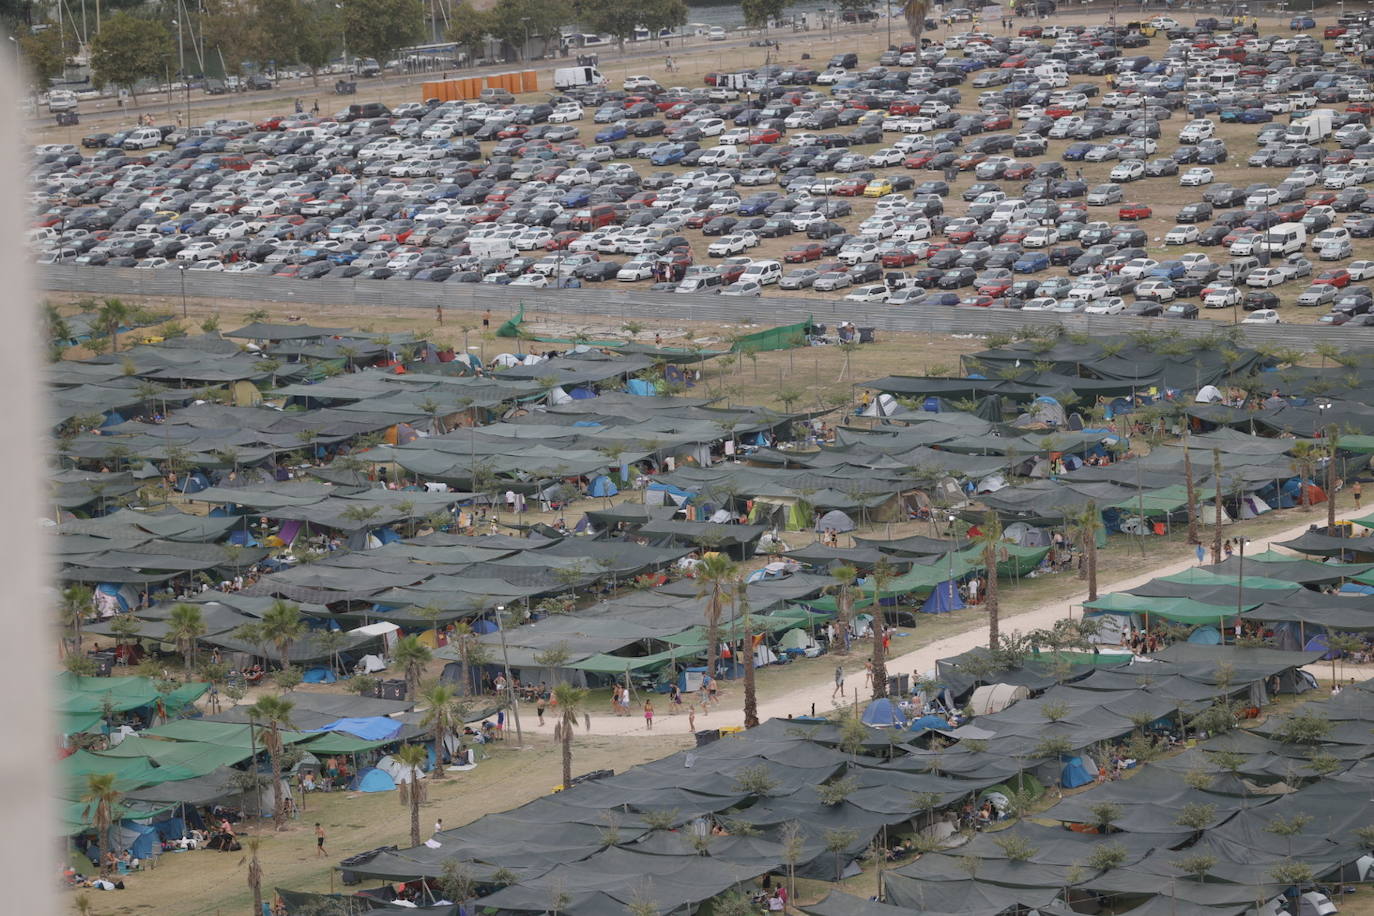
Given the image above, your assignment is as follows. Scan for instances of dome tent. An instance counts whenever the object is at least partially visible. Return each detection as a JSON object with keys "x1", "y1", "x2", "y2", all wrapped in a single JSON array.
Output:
[
  {"x1": 814, "y1": 509, "x2": 856, "y2": 533},
  {"x1": 349, "y1": 767, "x2": 396, "y2": 793}
]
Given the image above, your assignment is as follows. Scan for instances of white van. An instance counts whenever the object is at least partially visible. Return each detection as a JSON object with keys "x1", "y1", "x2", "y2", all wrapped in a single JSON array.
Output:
[
  {"x1": 740, "y1": 260, "x2": 782, "y2": 286},
  {"x1": 1262, "y1": 223, "x2": 1305, "y2": 255},
  {"x1": 554, "y1": 66, "x2": 606, "y2": 89},
  {"x1": 47, "y1": 89, "x2": 78, "y2": 112},
  {"x1": 698, "y1": 146, "x2": 742, "y2": 166},
  {"x1": 123, "y1": 128, "x2": 162, "y2": 150}
]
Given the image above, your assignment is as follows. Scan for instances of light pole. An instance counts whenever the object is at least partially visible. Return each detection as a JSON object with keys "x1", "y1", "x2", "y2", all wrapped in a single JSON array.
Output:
[
  {"x1": 336, "y1": 3, "x2": 349, "y2": 70},
  {"x1": 172, "y1": 18, "x2": 184, "y2": 83},
  {"x1": 494, "y1": 605, "x2": 524, "y2": 747},
  {"x1": 1233, "y1": 535, "x2": 1250, "y2": 643},
  {"x1": 178, "y1": 263, "x2": 188, "y2": 317},
  {"x1": 521, "y1": 16, "x2": 531, "y2": 61},
  {"x1": 946, "y1": 512, "x2": 958, "y2": 606}
]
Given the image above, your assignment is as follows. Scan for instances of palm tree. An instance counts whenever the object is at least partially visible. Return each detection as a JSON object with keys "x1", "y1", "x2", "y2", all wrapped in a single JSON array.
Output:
[
  {"x1": 694, "y1": 554, "x2": 738, "y2": 681},
  {"x1": 1066, "y1": 502, "x2": 1104, "y2": 601},
  {"x1": 737, "y1": 582, "x2": 758, "y2": 729},
  {"x1": 81, "y1": 772, "x2": 121, "y2": 875},
  {"x1": 97, "y1": 298, "x2": 130, "y2": 353},
  {"x1": 259, "y1": 600, "x2": 306, "y2": 671},
  {"x1": 827, "y1": 565, "x2": 858, "y2": 655},
  {"x1": 59, "y1": 584, "x2": 94, "y2": 657},
  {"x1": 1326, "y1": 426, "x2": 1339, "y2": 530},
  {"x1": 1291, "y1": 441, "x2": 1320, "y2": 512},
  {"x1": 448, "y1": 621, "x2": 487, "y2": 696},
  {"x1": 552, "y1": 682, "x2": 589, "y2": 788},
  {"x1": 419, "y1": 682, "x2": 465, "y2": 779},
  {"x1": 245, "y1": 836, "x2": 264, "y2": 916},
  {"x1": 392, "y1": 635, "x2": 433, "y2": 700},
  {"x1": 395, "y1": 743, "x2": 428, "y2": 847},
  {"x1": 247, "y1": 694, "x2": 295, "y2": 830},
  {"x1": 869, "y1": 560, "x2": 898, "y2": 699},
  {"x1": 973, "y1": 510, "x2": 1005, "y2": 651},
  {"x1": 167, "y1": 603, "x2": 206, "y2": 672}
]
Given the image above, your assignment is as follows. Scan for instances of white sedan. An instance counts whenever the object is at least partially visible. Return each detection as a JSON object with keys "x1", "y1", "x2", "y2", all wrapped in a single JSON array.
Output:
[
  {"x1": 1179, "y1": 167, "x2": 1214, "y2": 186},
  {"x1": 1347, "y1": 259, "x2": 1374, "y2": 281},
  {"x1": 1164, "y1": 225, "x2": 1199, "y2": 245},
  {"x1": 1242, "y1": 309, "x2": 1281, "y2": 324},
  {"x1": 1110, "y1": 160, "x2": 1145, "y2": 182},
  {"x1": 1246, "y1": 268, "x2": 1287, "y2": 288},
  {"x1": 1023, "y1": 227, "x2": 1059, "y2": 248},
  {"x1": 720, "y1": 280, "x2": 762, "y2": 297},
  {"x1": 1083, "y1": 297, "x2": 1127, "y2": 314}
]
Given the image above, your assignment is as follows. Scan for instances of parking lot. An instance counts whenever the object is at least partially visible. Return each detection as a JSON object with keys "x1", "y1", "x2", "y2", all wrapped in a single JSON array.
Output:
[{"x1": 29, "y1": 10, "x2": 1374, "y2": 327}]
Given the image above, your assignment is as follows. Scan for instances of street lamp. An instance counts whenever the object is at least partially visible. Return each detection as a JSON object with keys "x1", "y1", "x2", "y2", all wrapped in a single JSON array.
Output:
[
  {"x1": 946, "y1": 512, "x2": 958, "y2": 606},
  {"x1": 493, "y1": 605, "x2": 524, "y2": 746},
  {"x1": 171, "y1": 18, "x2": 185, "y2": 83},
  {"x1": 336, "y1": 4, "x2": 349, "y2": 70},
  {"x1": 1234, "y1": 535, "x2": 1250, "y2": 642},
  {"x1": 521, "y1": 17, "x2": 531, "y2": 62},
  {"x1": 178, "y1": 262, "x2": 188, "y2": 317}
]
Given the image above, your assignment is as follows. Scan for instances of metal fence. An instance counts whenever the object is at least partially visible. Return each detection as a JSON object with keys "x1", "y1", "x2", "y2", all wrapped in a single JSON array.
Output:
[{"x1": 40, "y1": 265, "x2": 1374, "y2": 350}]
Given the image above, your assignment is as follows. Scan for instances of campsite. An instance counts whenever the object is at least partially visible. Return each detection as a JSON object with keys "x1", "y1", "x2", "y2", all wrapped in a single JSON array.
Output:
[{"x1": 46, "y1": 291, "x2": 1374, "y2": 916}]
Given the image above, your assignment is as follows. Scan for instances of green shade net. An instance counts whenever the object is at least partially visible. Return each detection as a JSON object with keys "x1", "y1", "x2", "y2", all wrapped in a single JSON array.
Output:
[
  {"x1": 494, "y1": 305, "x2": 524, "y2": 339},
  {"x1": 566, "y1": 645, "x2": 703, "y2": 673},
  {"x1": 304, "y1": 733, "x2": 395, "y2": 755},
  {"x1": 1155, "y1": 569, "x2": 1295, "y2": 590},
  {"x1": 1084, "y1": 593, "x2": 1257, "y2": 624},
  {"x1": 730, "y1": 317, "x2": 811, "y2": 353}
]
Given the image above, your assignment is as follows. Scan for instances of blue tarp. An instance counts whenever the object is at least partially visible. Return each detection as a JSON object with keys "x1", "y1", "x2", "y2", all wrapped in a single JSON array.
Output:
[
  {"x1": 921, "y1": 581, "x2": 965, "y2": 614},
  {"x1": 120, "y1": 820, "x2": 160, "y2": 860},
  {"x1": 349, "y1": 768, "x2": 396, "y2": 792},
  {"x1": 569, "y1": 387, "x2": 596, "y2": 399},
  {"x1": 909, "y1": 714, "x2": 951, "y2": 733},
  {"x1": 302, "y1": 667, "x2": 337, "y2": 684},
  {"x1": 311, "y1": 717, "x2": 402, "y2": 741},
  {"x1": 588, "y1": 475, "x2": 619, "y2": 498},
  {"x1": 626, "y1": 379, "x2": 655, "y2": 396}
]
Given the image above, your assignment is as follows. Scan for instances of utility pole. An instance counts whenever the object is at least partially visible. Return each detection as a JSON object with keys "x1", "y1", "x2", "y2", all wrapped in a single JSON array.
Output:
[{"x1": 494, "y1": 605, "x2": 525, "y2": 747}]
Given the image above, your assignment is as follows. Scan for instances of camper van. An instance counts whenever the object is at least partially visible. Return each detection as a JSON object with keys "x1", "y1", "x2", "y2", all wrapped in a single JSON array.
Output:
[{"x1": 554, "y1": 65, "x2": 607, "y2": 90}]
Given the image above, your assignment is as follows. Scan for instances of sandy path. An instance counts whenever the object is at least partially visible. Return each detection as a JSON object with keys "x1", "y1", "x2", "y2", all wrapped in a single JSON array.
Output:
[{"x1": 559, "y1": 514, "x2": 1348, "y2": 737}]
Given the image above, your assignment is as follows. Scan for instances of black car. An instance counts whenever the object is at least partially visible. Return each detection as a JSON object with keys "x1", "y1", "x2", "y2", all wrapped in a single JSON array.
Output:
[
  {"x1": 1176, "y1": 202, "x2": 1213, "y2": 223},
  {"x1": 575, "y1": 261, "x2": 622, "y2": 281},
  {"x1": 1244, "y1": 290, "x2": 1280, "y2": 311},
  {"x1": 850, "y1": 263, "x2": 882, "y2": 283},
  {"x1": 1050, "y1": 246, "x2": 1082, "y2": 266},
  {"x1": 937, "y1": 267, "x2": 976, "y2": 288},
  {"x1": 1197, "y1": 225, "x2": 1231, "y2": 246},
  {"x1": 1166, "y1": 302, "x2": 1200, "y2": 319},
  {"x1": 915, "y1": 180, "x2": 950, "y2": 197},
  {"x1": 807, "y1": 220, "x2": 844, "y2": 239},
  {"x1": 1125, "y1": 301, "x2": 1164, "y2": 317}
]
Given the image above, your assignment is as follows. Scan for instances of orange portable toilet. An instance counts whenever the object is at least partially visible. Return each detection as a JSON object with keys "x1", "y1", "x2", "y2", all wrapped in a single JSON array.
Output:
[
  {"x1": 484, "y1": 74, "x2": 499, "y2": 89},
  {"x1": 521, "y1": 70, "x2": 537, "y2": 92},
  {"x1": 422, "y1": 81, "x2": 437, "y2": 100},
  {"x1": 466, "y1": 76, "x2": 481, "y2": 97},
  {"x1": 447, "y1": 79, "x2": 462, "y2": 101}
]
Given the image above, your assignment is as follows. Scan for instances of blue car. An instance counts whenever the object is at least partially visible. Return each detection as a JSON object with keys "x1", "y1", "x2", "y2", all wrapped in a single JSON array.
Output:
[
  {"x1": 1240, "y1": 109, "x2": 1273, "y2": 124},
  {"x1": 1063, "y1": 142, "x2": 1093, "y2": 161},
  {"x1": 594, "y1": 124, "x2": 627, "y2": 142},
  {"x1": 1290, "y1": 15, "x2": 1315, "y2": 29},
  {"x1": 650, "y1": 146, "x2": 685, "y2": 166},
  {"x1": 1147, "y1": 261, "x2": 1186, "y2": 279},
  {"x1": 561, "y1": 188, "x2": 592, "y2": 207},
  {"x1": 1014, "y1": 252, "x2": 1049, "y2": 273}
]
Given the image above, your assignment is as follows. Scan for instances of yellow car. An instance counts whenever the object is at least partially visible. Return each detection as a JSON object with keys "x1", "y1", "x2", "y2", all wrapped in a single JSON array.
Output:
[{"x1": 863, "y1": 179, "x2": 895, "y2": 198}]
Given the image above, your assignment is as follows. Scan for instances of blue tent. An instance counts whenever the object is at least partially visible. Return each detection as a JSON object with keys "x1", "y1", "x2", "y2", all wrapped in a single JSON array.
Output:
[
  {"x1": 374, "y1": 526, "x2": 402, "y2": 545},
  {"x1": 302, "y1": 667, "x2": 337, "y2": 684},
  {"x1": 861, "y1": 697, "x2": 908, "y2": 729},
  {"x1": 921, "y1": 581, "x2": 964, "y2": 614},
  {"x1": 349, "y1": 768, "x2": 396, "y2": 792},
  {"x1": 97, "y1": 582, "x2": 130, "y2": 612},
  {"x1": 1188, "y1": 626, "x2": 1222, "y2": 645},
  {"x1": 471, "y1": 619, "x2": 498, "y2": 634},
  {"x1": 589, "y1": 475, "x2": 619, "y2": 498},
  {"x1": 1061, "y1": 757, "x2": 1093, "y2": 789},
  {"x1": 626, "y1": 379, "x2": 656, "y2": 396},
  {"x1": 180, "y1": 472, "x2": 211, "y2": 494},
  {"x1": 120, "y1": 820, "x2": 160, "y2": 860},
  {"x1": 909, "y1": 714, "x2": 951, "y2": 733},
  {"x1": 1305, "y1": 633, "x2": 1336, "y2": 659},
  {"x1": 569, "y1": 387, "x2": 596, "y2": 399}
]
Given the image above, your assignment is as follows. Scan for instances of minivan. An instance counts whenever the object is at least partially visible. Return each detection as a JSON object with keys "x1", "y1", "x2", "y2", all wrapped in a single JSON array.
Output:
[
  {"x1": 123, "y1": 128, "x2": 162, "y2": 150},
  {"x1": 740, "y1": 260, "x2": 782, "y2": 285},
  {"x1": 676, "y1": 273, "x2": 724, "y2": 293},
  {"x1": 1262, "y1": 223, "x2": 1306, "y2": 254},
  {"x1": 829, "y1": 53, "x2": 859, "y2": 69}
]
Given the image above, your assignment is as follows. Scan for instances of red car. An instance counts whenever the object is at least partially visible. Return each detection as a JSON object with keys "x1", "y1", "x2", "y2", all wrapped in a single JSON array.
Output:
[
  {"x1": 946, "y1": 225, "x2": 977, "y2": 243},
  {"x1": 834, "y1": 178, "x2": 868, "y2": 196},
  {"x1": 881, "y1": 248, "x2": 919, "y2": 268},
  {"x1": 1302, "y1": 192, "x2": 1334, "y2": 208},
  {"x1": 1347, "y1": 102, "x2": 1374, "y2": 115},
  {"x1": 720, "y1": 262, "x2": 750, "y2": 283},
  {"x1": 978, "y1": 278, "x2": 1012, "y2": 296},
  {"x1": 958, "y1": 294, "x2": 995, "y2": 308},
  {"x1": 1315, "y1": 269, "x2": 1351, "y2": 287},
  {"x1": 747, "y1": 128, "x2": 781, "y2": 144},
  {"x1": 784, "y1": 243, "x2": 823, "y2": 263},
  {"x1": 904, "y1": 152, "x2": 936, "y2": 169},
  {"x1": 982, "y1": 113, "x2": 1012, "y2": 130},
  {"x1": 1119, "y1": 202, "x2": 1152, "y2": 220},
  {"x1": 1018, "y1": 25, "x2": 1042, "y2": 36},
  {"x1": 546, "y1": 231, "x2": 581, "y2": 251},
  {"x1": 889, "y1": 101, "x2": 922, "y2": 115},
  {"x1": 1046, "y1": 105, "x2": 1075, "y2": 119},
  {"x1": 954, "y1": 152, "x2": 988, "y2": 171},
  {"x1": 1324, "y1": 25, "x2": 1347, "y2": 38},
  {"x1": 1004, "y1": 161, "x2": 1036, "y2": 179},
  {"x1": 256, "y1": 115, "x2": 286, "y2": 131}
]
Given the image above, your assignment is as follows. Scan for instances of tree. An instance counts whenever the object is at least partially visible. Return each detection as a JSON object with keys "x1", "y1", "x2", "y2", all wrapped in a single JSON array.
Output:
[
  {"x1": 89, "y1": 13, "x2": 174, "y2": 101},
  {"x1": 734, "y1": 764, "x2": 781, "y2": 796},
  {"x1": 1087, "y1": 841, "x2": 1127, "y2": 871},
  {"x1": 1290, "y1": 440, "x2": 1320, "y2": 511},
  {"x1": 741, "y1": 0, "x2": 786, "y2": 29},
  {"x1": 870, "y1": 559, "x2": 898, "y2": 699},
  {"x1": 823, "y1": 828, "x2": 858, "y2": 881},
  {"x1": 902, "y1": 0, "x2": 932, "y2": 43},
  {"x1": 440, "y1": 860, "x2": 478, "y2": 910},
  {"x1": 973, "y1": 510, "x2": 1005, "y2": 650},
  {"x1": 392, "y1": 635, "x2": 433, "y2": 700},
  {"x1": 396, "y1": 743, "x2": 428, "y2": 846},
  {"x1": 577, "y1": 0, "x2": 641, "y2": 50},
  {"x1": 1183, "y1": 443, "x2": 1201, "y2": 546},
  {"x1": 826, "y1": 564, "x2": 858, "y2": 654},
  {"x1": 420, "y1": 682, "x2": 465, "y2": 779},
  {"x1": 1275, "y1": 713, "x2": 1332, "y2": 745},
  {"x1": 484, "y1": 0, "x2": 571, "y2": 59},
  {"x1": 1173, "y1": 853, "x2": 1217, "y2": 882},
  {"x1": 168, "y1": 603, "x2": 206, "y2": 672},
  {"x1": 95, "y1": 299, "x2": 130, "y2": 353},
  {"x1": 1065, "y1": 502, "x2": 1103, "y2": 601},
  {"x1": 19, "y1": 26, "x2": 68, "y2": 86},
  {"x1": 109, "y1": 614, "x2": 143, "y2": 659},
  {"x1": 446, "y1": 3, "x2": 493, "y2": 58},
  {"x1": 694, "y1": 553, "x2": 738, "y2": 681},
  {"x1": 247, "y1": 694, "x2": 295, "y2": 830},
  {"x1": 737, "y1": 582, "x2": 759, "y2": 729},
  {"x1": 448, "y1": 621, "x2": 489, "y2": 696},
  {"x1": 552, "y1": 682, "x2": 589, "y2": 788},
  {"x1": 259, "y1": 599, "x2": 306, "y2": 671},
  {"x1": 340, "y1": 0, "x2": 425, "y2": 64},
  {"x1": 1175, "y1": 802, "x2": 1217, "y2": 831},
  {"x1": 1265, "y1": 813, "x2": 1313, "y2": 859},
  {"x1": 994, "y1": 833, "x2": 1038, "y2": 862},
  {"x1": 245, "y1": 836, "x2": 265, "y2": 916},
  {"x1": 59, "y1": 584, "x2": 94, "y2": 656},
  {"x1": 81, "y1": 772, "x2": 122, "y2": 876}
]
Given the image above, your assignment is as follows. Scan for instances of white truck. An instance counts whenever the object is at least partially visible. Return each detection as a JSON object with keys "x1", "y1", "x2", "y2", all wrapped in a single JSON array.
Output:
[
  {"x1": 553, "y1": 65, "x2": 606, "y2": 90},
  {"x1": 469, "y1": 237, "x2": 518, "y2": 259},
  {"x1": 1286, "y1": 108, "x2": 1336, "y2": 143}
]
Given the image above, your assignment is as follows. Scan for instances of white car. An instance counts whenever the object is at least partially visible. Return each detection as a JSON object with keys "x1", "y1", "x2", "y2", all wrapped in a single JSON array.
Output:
[
  {"x1": 1347, "y1": 260, "x2": 1374, "y2": 281},
  {"x1": 1118, "y1": 258, "x2": 1159, "y2": 279},
  {"x1": 616, "y1": 259, "x2": 657, "y2": 281},
  {"x1": 1069, "y1": 277, "x2": 1109, "y2": 300},
  {"x1": 1134, "y1": 279, "x2": 1177, "y2": 302},
  {"x1": 1110, "y1": 160, "x2": 1145, "y2": 182},
  {"x1": 1164, "y1": 225, "x2": 1199, "y2": 245},
  {"x1": 1242, "y1": 309, "x2": 1281, "y2": 324},
  {"x1": 1083, "y1": 297, "x2": 1126, "y2": 314},
  {"x1": 549, "y1": 105, "x2": 583, "y2": 123},
  {"x1": 509, "y1": 273, "x2": 547, "y2": 288},
  {"x1": 1178, "y1": 119, "x2": 1215, "y2": 143},
  {"x1": 1246, "y1": 268, "x2": 1286, "y2": 288},
  {"x1": 1203, "y1": 284, "x2": 1241, "y2": 308},
  {"x1": 845, "y1": 284, "x2": 890, "y2": 302},
  {"x1": 622, "y1": 75, "x2": 660, "y2": 90},
  {"x1": 1020, "y1": 297, "x2": 1058, "y2": 311},
  {"x1": 1179, "y1": 167, "x2": 1214, "y2": 186},
  {"x1": 1246, "y1": 188, "x2": 1281, "y2": 209},
  {"x1": 1023, "y1": 227, "x2": 1059, "y2": 248},
  {"x1": 707, "y1": 235, "x2": 750, "y2": 257},
  {"x1": 720, "y1": 280, "x2": 762, "y2": 296}
]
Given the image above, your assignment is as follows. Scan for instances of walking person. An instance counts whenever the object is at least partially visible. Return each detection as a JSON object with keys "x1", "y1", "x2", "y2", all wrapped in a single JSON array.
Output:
[
  {"x1": 315, "y1": 823, "x2": 327, "y2": 858},
  {"x1": 1355, "y1": 480, "x2": 1363, "y2": 509},
  {"x1": 1196, "y1": 543, "x2": 1206, "y2": 565},
  {"x1": 688, "y1": 704, "x2": 697, "y2": 732},
  {"x1": 536, "y1": 683, "x2": 549, "y2": 725},
  {"x1": 833, "y1": 664, "x2": 845, "y2": 699},
  {"x1": 644, "y1": 700, "x2": 655, "y2": 730},
  {"x1": 669, "y1": 683, "x2": 682, "y2": 714}
]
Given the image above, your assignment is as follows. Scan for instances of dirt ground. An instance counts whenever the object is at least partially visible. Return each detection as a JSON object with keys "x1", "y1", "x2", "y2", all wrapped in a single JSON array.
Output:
[{"x1": 36, "y1": 11, "x2": 1374, "y2": 327}]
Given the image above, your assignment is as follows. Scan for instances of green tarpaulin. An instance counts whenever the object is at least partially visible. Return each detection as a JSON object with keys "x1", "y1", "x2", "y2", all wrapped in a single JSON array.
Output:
[
  {"x1": 304, "y1": 733, "x2": 395, "y2": 755},
  {"x1": 566, "y1": 646, "x2": 703, "y2": 673},
  {"x1": 731, "y1": 317, "x2": 811, "y2": 353},
  {"x1": 1156, "y1": 569, "x2": 1295, "y2": 590},
  {"x1": 1084, "y1": 593, "x2": 1256, "y2": 624},
  {"x1": 494, "y1": 306, "x2": 524, "y2": 339}
]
